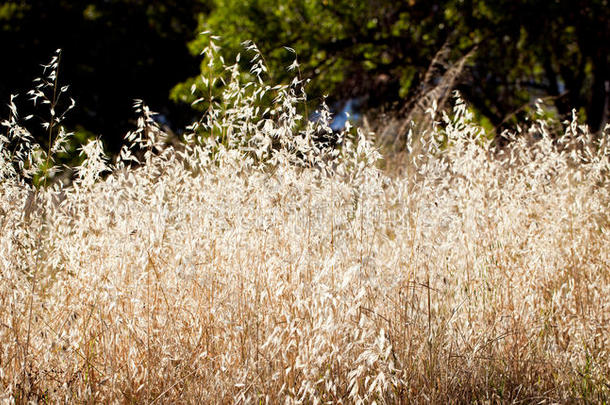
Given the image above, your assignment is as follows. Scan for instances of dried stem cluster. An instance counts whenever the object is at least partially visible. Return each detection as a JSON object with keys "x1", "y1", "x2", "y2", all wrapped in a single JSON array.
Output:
[{"x1": 1, "y1": 42, "x2": 609, "y2": 403}]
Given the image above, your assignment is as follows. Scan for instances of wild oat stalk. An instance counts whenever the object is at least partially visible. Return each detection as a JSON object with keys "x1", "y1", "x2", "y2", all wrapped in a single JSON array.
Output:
[{"x1": 0, "y1": 43, "x2": 609, "y2": 404}]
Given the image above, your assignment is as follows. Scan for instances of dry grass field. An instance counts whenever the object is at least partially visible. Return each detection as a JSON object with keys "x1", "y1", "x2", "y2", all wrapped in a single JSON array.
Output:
[{"x1": 1, "y1": 47, "x2": 609, "y2": 403}]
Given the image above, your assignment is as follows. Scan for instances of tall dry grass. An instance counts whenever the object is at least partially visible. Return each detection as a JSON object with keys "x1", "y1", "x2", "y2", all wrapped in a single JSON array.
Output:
[{"x1": 1, "y1": 41, "x2": 609, "y2": 403}]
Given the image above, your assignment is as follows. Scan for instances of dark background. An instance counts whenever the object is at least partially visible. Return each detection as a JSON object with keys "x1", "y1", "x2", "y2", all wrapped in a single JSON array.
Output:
[
  {"x1": 1, "y1": 0, "x2": 608, "y2": 153},
  {"x1": 1, "y1": 1, "x2": 211, "y2": 152}
]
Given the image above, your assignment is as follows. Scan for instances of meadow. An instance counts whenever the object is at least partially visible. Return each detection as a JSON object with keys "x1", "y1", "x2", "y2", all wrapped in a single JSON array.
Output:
[{"x1": 1, "y1": 46, "x2": 609, "y2": 403}]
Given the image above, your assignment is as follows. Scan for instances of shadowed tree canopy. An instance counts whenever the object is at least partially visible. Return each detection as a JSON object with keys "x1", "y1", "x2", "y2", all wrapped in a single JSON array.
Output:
[
  {"x1": 1, "y1": 0, "x2": 607, "y2": 154},
  {"x1": 0, "y1": 0, "x2": 211, "y2": 152},
  {"x1": 176, "y1": 0, "x2": 609, "y2": 134}
]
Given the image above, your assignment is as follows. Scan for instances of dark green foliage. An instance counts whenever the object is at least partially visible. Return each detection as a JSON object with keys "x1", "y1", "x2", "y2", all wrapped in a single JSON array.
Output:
[
  {"x1": 176, "y1": 0, "x2": 609, "y2": 133},
  {"x1": 1, "y1": 0, "x2": 608, "y2": 155}
]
